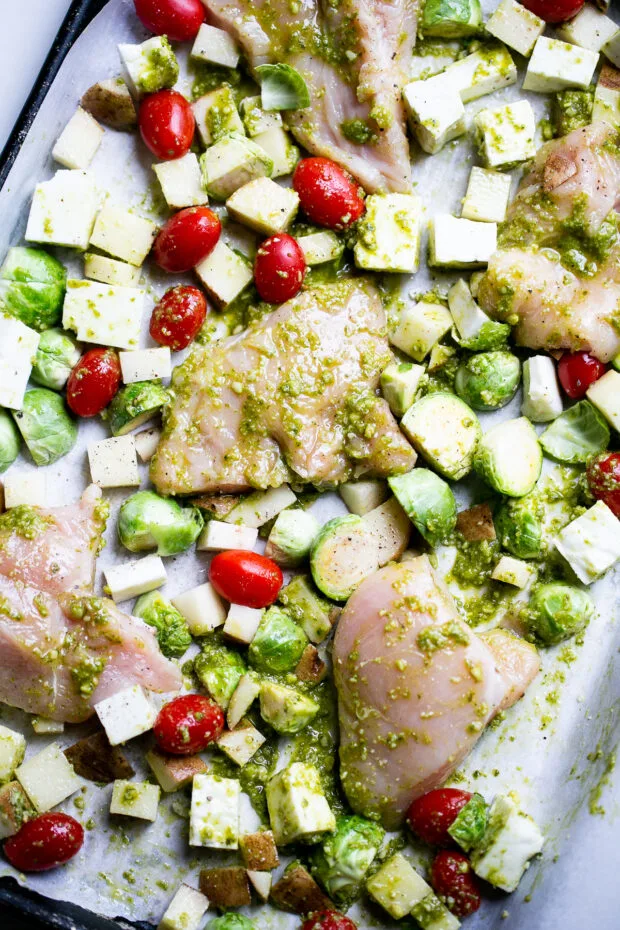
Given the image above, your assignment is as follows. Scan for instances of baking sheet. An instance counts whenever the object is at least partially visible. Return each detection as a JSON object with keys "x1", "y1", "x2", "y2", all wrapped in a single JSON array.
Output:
[{"x1": 0, "y1": 1, "x2": 619, "y2": 927}]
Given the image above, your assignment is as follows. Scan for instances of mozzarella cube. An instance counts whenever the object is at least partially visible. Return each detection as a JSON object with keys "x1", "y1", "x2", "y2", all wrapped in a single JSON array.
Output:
[
  {"x1": 603, "y1": 29, "x2": 620, "y2": 68},
  {"x1": 367, "y1": 853, "x2": 432, "y2": 919},
  {"x1": 201, "y1": 133, "x2": 274, "y2": 201},
  {"x1": 63, "y1": 280, "x2": 144, "y2": 350},
  {"x1": 485, "y1": 0, "x2": 545, "y2": 57},
  {"x1": 593, "y1": 64, "x2": 620, "y2": 125},
  {"x1": 227, "y1": 673, "x2": 262, "y2": 729},
  {"x1": 354, "y1": 193, "x2": 422, "y2": 273},
  {"x1": 31, "y1": 718, "x2": 65, "y2": 735},
  {"x1": 197, "y1": 520, "x2": 258, "y2": 551},
  {"x1": 247, "y1": 870, "x2": 272, "y2": 901},
  {"x1": 462, "y1": 167, "x2": 512, "y2": 223},
  {"x1": 120, "y1": 348, "x2": 171, "y2": 384},
  {"x1": 90, "y1": 205, "x2": 157, "y2": 266},
  {"x1": 26, "y1": 170, "x2": 100, "y2": 249},
  {"x1": 491, "y1": 555, "x2": 533, "y2": 588},
  {"x1": 403, "y1": 76, "x2": 466, "y2": 154},
  {"x1": 191, "y1": 23, "x2": 240, "y2": 68},
  {"x1": 110, "y1": 779, "x2": 160, "y2": 820},
  {"x1": 253, "y1": 126, "x2": 299, "y2": 178},
  {"x1": 225, "y1": 485, "x2": 297, "y2": 528},
  {"x1": 297, "y1": 231, "x2": 344, "y2": 266},
  {"x1": 190, "y1": 773, "x2": 240, "y2": 848},
  {"x1": 240, "y1": 96, "x2": 282, "y2": 137},
  {"x1": 158, "y1": 885, "x2": 210, "y2": 930},
  {"x1": 153, "y1": 154, "x2": 208, "y2": 209},
  {"x1": 217, "y1": 721, "x2": 266, "y2": 766},
  {"x1": 555, "y1": 501, "x2": 620, "y2": 584},
  {"x1": 16, "y1": 744, "x2": 81, "y2": 811},
  {"x1": 84, "y1": 253, "x2": 141, "y2": 287},
  {"x1": 52, "y1": 107, "x2": 104, "y2": 170},
  {"x1": 266, "y1": 762, "x2": 335, "y2": 845},
  {"x1": 95, "y1": 685, "x2": 158, "y2": 745},
  {"x1": 227, "y1": 178, "x2": 299, "y2": 235},
  {"x1": 390, "y1": 300, "x2": 453, "y2": 362},
  {"x1": 524, "y1": 37, "x2": 598, "y2": 93},
  {"x1": 429, "y1": 215, "x2": 497, "y2": 268},
  {"x1": 0, "y1": 316, "x2": 39, "y2": 409},
  {"x1": 3, "y1": 471, "x2": 47, "y2": 508},
  {"x1": 0, "y1": 726, "x2": 26, "y2": 784},
  {"x1": 521, "y1": 355, "x2": 563, "y2": 422},
  {"x1": 557, "y1": 5, "x2": 617, "y2": 53},
  {"x1": 224, "y1": 604, "x2": 264, "y2": 644},
  {"x1": 192, "y1": 86, "x2": 245, "y2": 147},
  {"x1": 104, "y1": 554, "x2": 167, "y2": 602},
  {"x1": 88, "y1": 435, "x2": 140, "y2": 488},
  {"x1": 443, "y1": 45, "x2": 517, "y2": 102},
  {"x1": 586, "y1": 369, "x2": 620, "y2": 431},
  {"x1": 471, "y1": 795, "x2": 543, "y2": 892},
  {"x1": 195, "y1": 240, "x2": 253, "y2": 306},
  {"x1": 119, "y1": 37, "x2": 178, "y2": 96},
  {"x1": 172, "y1": 582, "x2": 227, "y2": 635},
  {"x1": 474, "y1": 100, "x2": 536, "y2": 169},
  {"x1": 135, "y1": 427, "x2": 162, "y2": 463}
]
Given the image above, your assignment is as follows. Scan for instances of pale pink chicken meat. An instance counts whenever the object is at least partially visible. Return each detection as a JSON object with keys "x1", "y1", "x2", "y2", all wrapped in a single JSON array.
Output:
[{"x1": 333, "y1": 559, "x2": 540, "y2": 828}]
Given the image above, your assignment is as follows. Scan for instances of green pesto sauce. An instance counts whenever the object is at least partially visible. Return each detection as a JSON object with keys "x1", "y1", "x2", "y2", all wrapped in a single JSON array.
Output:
[
  {"x1": 190, "y1": 62, "x2": 250, "y2": 104},
  {"x1": 449, "y1": 535, "x2": 500, "y2": 587},
  {"x1": 211, "y1": 736, "x2": 279, "y2": 823},
  {"x1": 417, "y1": 620, "x2": 470, "y2": 653},
  {"x1": 459, "y1": 585, "x2": 515, "y2": 628},
  {"x1": 341, "y1": 119, "x2": 376, "y2": 145},
  {"x1": 0, "y1": 505, "x2": 53, "y2": 540},
  {"x1": 588, "y1": 750, "x2": 616, "y2": 816},
  {"x1": 551, "y1": 88, "x2": 594, "y2": 138}
]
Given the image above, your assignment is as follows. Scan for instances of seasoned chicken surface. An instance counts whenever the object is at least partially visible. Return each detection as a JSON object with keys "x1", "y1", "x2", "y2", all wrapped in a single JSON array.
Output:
[
  {"x1": 480, "y1": 122, "x2": 620, "y2": 362},
  {"x1": 201, "y1": 0, "x2": 416, "y2": 192},
  {"x1": 151, "y1": 281, "x2": 416, "y2": 496},
  {"x1": 333, "y1": 559, "x2": 540, "y2": 828}
]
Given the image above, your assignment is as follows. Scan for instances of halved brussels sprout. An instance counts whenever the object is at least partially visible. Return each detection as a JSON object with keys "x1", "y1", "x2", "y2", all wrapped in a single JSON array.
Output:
[
  {"x1": 524, "y1": 583, "x2": 594, "y2": 645},
  {"x1": 108, "y1": 381, "x2": 169, "y2": 436},
  {"x1": 133, "y1": 590, "x2": 191, "y2": 658},
  {"x1": 455, "y1": 351, "x2": 520, "y2": 411},
  {"x1": 447, "y1": 793, "x2": 489, "y2": 851},
  {"x1": 12, "y1": 389, "x2": 77, "y2": 466},
  {"x1": 310, "y1": 815, "x2": 384, "y2": 908},
  {"x1": 389, "y1": 468, "x2": 457, "y2": 547},
  {"x1": 0, "y1": 410, "x2": 21, "y2": 473},
  {"x1": 118, "y1": 490, "x2": 203, "y2": 556},
  {"x1": 539, "y1": 400, "x2": 609, "y2": 464},
  {"x1": 248, "y1": 606, "x2": 307, "y2": 673},
  {"x1": 495, "y1": 496, "x2": 544, "y2": 560},
  {"x1": 0, "y1": 246, "x2": 66, "y2": 331},
  {"x1": 208, "y1": 915, "x2": 255, "y2": 930},
  {"x1": 194, "y1": 643, "x2": 246, "y2": 709},
  {"x1": 474, "y1": 418, "x2": 542, "y2": 498},
  {"x1": 421, "y1": 0, "x2": 482, "y2": 38},
  {"x1": 31, "y1": 328, "x2": 81, "y2": 391}
]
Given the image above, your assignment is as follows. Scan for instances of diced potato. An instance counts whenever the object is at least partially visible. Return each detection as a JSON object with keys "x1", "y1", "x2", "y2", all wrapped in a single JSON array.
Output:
[
  {"x1": 593, "y1": 63, "x2": 620, "y2": 125},
  {"x1": 270, "y1": 863, "x2": 333, "y2": 914},
  {"x1": 485, "y1": 0, "x2": 545, "y2": 57},
  {"x1": 354, "y1": 194, "x2": 422, "y2": 273},
  {"x1": 26, "y1": 170, "x2": 100, "y2": 250},
  {"x1": 90, "y1": 205, "x2": 158, "y2": 266},
  {"x1": 295, "y1": 643, "x2": 327, "y2": 684},
  {"x1": 104, "y1": 554, "x2": 167, "y2": 602},
  {"x1": 201, "y1": 133, "x2": 273, "y2": 201},
  {"x1": 0, "y1": 725, "x2": 26, "y2": 784},
  {"x1": 442, "y1": 45, "x2": 517, "y2": 102},
  {"x1": 474, "y1": 101, "x2": 536, "y2": 169},
  {"x1": 586, "y1": 369, "x2": 620, "y2": 431},
  {"x1": 339, "y1": 479, "x2": 389, "y2": 516},
  {"x1": 216, "y1": 720, "x2": 266, "y2": 766},
  {"x1": 367, "y1": 853, "x2": 432, "y2": 919},
  {"x1": 390, "y1": 299, "x2": 453, "y2": 360},
  {"x1": 462, "y1": 167, "x2": 512, "y2": 223},
  {"x1": 266, "y1": 762, "x2": 335, "y2": 845},
  {"x1": 88, "y1": 435, "x2": 140, "y2": 488},
  {"x1": 153, "y1": 153, "x2": 208, "y2": 209},
  {"x1": 223, "y1": 604, "x2": 264, "y2": 644},
  {"x1": 195, "y1": 240, "x2": 253, "y2": 306},
  {"x1": 523, "y1": 37, "x2": 598, "y2": 93},
  {"x1": 491, "y1": 555, "x2": 534, "y2": 588},
  {"x1": 227, "y1": 178, "x2": 299, "y2": 235},
  {"x1": 31, "y1": 718, "x2": 64, "y2": 735},
  {"x1": 191, "y1": 23, "x2": 240, "y2": 68},
  {"x1": 403, "y1": 76, "x2": 465, "y2": 154},
  {"x1": 119, "y1": 37, "x2": 179, "y2": 96},
  {"x1": 147, "y1": 749, "x2": 207, "y2": 793},
  {"x1": 135, "y1": 427, "x2": 162, "y2": 463},
  {"x1": 253, "y1": 126, "x2": 300, "y2": 178},
  {"x1": 556, "y1": 4, "x2": 617, "y2": 52},
  {"x1": 94, "y1": 684, "x2": 158, "y2": 745},
  {"x1": 197, "y1": 519, "x2": 258, "y2": 551},
  {"x1": 84, "y1": 253, "x2": 141, "y2": 287},
  {"x1": 64, "y1": 731, "x2": 134, "y2": 784},
  {"x1": 190, "y1": 773, "x2": 240, "y2": 848},
  {"x1": 297, "y1": 230, "x2": 344, "y2": 266},
  {"x1": 3, "y1": 470, "x2": 47, "y2": 508},
  {"x1": 192, "y1": 86, "x2": 245, "y2": 147},
  {"x1": 63, "y1": 279, "x2": 145, "y2": 350},
  {"x1": 227, "y1": 673, "x2": 262, "y2": 729},
  {"x1": 362, "y1": 496, "x2": 411, "y2": 566},
  {"x1": 224, "y1": 485, "x2": 297, "y2": 528},
  {"x1": 52, "y1": 107, "x2": 104, "y2": 170},
  {"x1": 120, "y1": 348, "x2": 171, "y2": 383},
  {"x1": 240, "y1": 829, "x2": 280, "y2": 870},
  {"x1": 80, "y1": 78, "x2": 137, "y2": 130},
  {"x1": 248, "y1": 869, "x2": 272, "y2": 900},
  {"x1": 172, "y1": 582, "x2": 227, "y2": 635},
  {"x1": 110, "y1": 779, "x2": 160, "y2": 820},
  {"x1": 429, "y1": 215, "x2": 497, "y2": 268},
  {"x1": 0, "y1": 316, "x2": 40, "y2": 410},
  {"x1": 456, "y1": 503, "x2": 496, "y2": 542},
  {"x1": 0, "y1": 781, "x2": 35, "y2": 839},
  {"x1": 240, "y1": 96, "x2": 282, "y2": 136},
  {"x1": 554, "y1": 501, "x2": 620, "y2": 584},
  {"x1": 157, "y1": 884, "x2": 209, "y2": 930},
  {"x1": 199, "y1": 867, "x2": 251, "y2": 906},
  {"x1": 16, "y1": 743, "x2": 82, "y2": 812}
]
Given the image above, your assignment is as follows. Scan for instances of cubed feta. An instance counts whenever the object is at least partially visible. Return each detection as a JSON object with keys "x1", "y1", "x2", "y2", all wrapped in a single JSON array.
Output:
[
  {"x1": 471, "y1": 795, "x2": 544, "y2": 892},
  {"x1": 16, "y1": 744, "x2": 81, "y2": 811},
  {"x1": 88, "y1": 435, "x2": 140, "y2": 488},
  {"x1": 354, "y1": 193, "x2": 422, "y2": 273},
  {"x1": 110, "y1": 779, "x2": 161, "y2": 820},
  {"x1": 521, "y1": 355, "x2": 563, "y2": 422},
  {"x1": 240, "y1": 96, "x2": 282, "y2": 137},
  {"x1": 367, "y1": 853, "x2": 432, "y2": 919},
  {"x1": 224, "y1": 485, "x2": 297, "y2": 528},
  {"x1": 0, "y1": 316, "x2": 39, "y2": 409},
  {"x1": 201, "y1": 133, "x2": 273, "y2": 201},
  {"x1": 266, "y1": 762, "x2": 335, "y2": 845},
  {"x1": 390, "y1": 299, "x2": 453, "y2": 361},
  {"x1": 26, "y1": 170, "x2": 100, "y2": 250},
  {"x1": 172, "y1": 582, "x2": 227, "y2": 635},
  {"x1": 557, "y1": 5, "x2": 617, "y2": 53},
  {"x1": 90, "y1": 205, "x2": 158, "y2": 266},
  {"x1": 227, "y1": 178, "x2": 299, "y2": 235},
  {"x1": 3, "y1": 471, "x2": 47, "y2": 508},
  {"x1": 158, "y1": 885, "x2": 210, "y2": 930},
  {"x1": 491, "y1": 555, "x2": 534, "y2": 588},
  {"x1": 104, "y1": 554, "x2": 167, "y2": 602},
  {"x1": 253, "y1": 126, "x2": 299, "y2": 178},
  {"x1": 95, "y1": 685, "x2": 158, "y2": 745},
  {"x1": 593, "y1": 64, "x2": 620, "y2": 125},
  {"x1": 523, "y1": 37, "x2": 598, "y2": 93},
  {"x1": 119, "y1": 37, "x2": 178, "y2": 96},
  {"x1": 555, "y1": 501, "x2": 620, "y2": 584},
  {"x1": 195, "y1": 240, "x2": 253, "y2": 306},
  {"x1": 120, "y1": 348, "x2": 171, "y2": 383},
  {"x1": 52, "y1": 107, "x2": 104, "y2": 170},
  {"x1": 135, "y1": 427, "x2": 162, "y2": 463},
  {"x1": 190, "y1": 773, "x2": 240, "y2": 848},
  {"x1": 197, "y1": 520, "x2": 258, "y2": 551},
  {"x1": 485, "y1": 0, "x2": 545, "y2": 57},
  {"x1": 586, "y1": 369, "x2": 620, "y2": 431},
  {"x1": 296, "y1": 231, "x2": 344, "y2": 266},
  {"x1": 462, "y1": 167, "x2": 512, "y2": 223},
  {"x1": 0, "y1": 726, "x2": 26, "y2": 784},
  {"x1": 153, "y1": 153, "x2": 208, "y2": 209},
  {"x1": 227, "y1": 673, "x2": 262, "y2": 729},
  {"x1": 402, "y1": 75, "x2": 466, "y2": 154},
  {"x1": 191, "y1": 23, "x2": 240, "y2": 68},
  {"x1": 216, "y1": 720, "x2": 266, "y2": 766},
  {"x1": 442, "y1": 45, "x2": 518, "y2": 102},
  {"x1": 191, "y1": 86, "x2": 245, "y2": 147},
  {"x1": 63, "y1": 279, "x2": 145, "y2": 350},
  {"x1": 223, "y1": 604, "x2": 264, "y2": 644},
  {"x1": 474, "y1": 100, "x2": 536, "y2": 169},
  {"x1": 429, "y1": 215, "x2": 497, "y2": 267},
  {"x1": 84, "y1": 253, "x2": 141, "y2": 287}
]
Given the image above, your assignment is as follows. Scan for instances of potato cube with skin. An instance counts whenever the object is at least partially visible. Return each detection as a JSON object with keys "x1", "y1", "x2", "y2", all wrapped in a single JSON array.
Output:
[
  {"x1": 227, "y1": 178, "x2": 300, "y2": 235},
  {"x1": 241, "y1": 96, "x2": 282, "y2": 137},
  {"x1": 456, "y1": 503, "x2": 496, "y2": 542},
  {"x1": 90, "y1": 205, "x2": 158, "y2": 266},
  {"x1": 110, "y1": 779, "x2": 160, "y2": 820},
  {"x1": 63, "y1": 280, "x2": 145, "y2": 350},
  {"x1": 52, "y1": 107, "x2": 104, "y2": 170},
  {"x1": 95, "y1": 685, "x2": 158, "y2": 744},
  {"x1": 248, "y1": 870, "x2": 272, "y2": 901},
  {"x1": 354, "y1": 194, "x2": 422, "y2": 273},
  {"x1": 153, "y1": 154, "x2": 207, "y2": 210},
  {"x1": 593, "y1": 64, "x2": 620, "y2": 125},
  {"x1": 157, "y1": 884, "x2": 209, "y2": 930},
  {"x1": 147, "y1": 749, "x2": 207, "y2": 793},
  {"x1": 197, "y1": 519, "x2": 258, "y2": 551},
  {"x1": 485, "y1": 0, "x2": 545, "y2": 57},
  {"x1": 557, "y1": 5, "x2": 617, "y2": 53},
  {"x1": 224, "y1": 604, "x2": 264, "y2": 644},
  {"x1": 367, "y1": 853, "x2": 432, "y2": 919},
  {"x1": 192, "y1": 86, "x2": 245, "y2": 147},
  {"x1": 0, "y1": 316, "x2": 40, "y2": 410},
  {"x1": 586, "y1": 369, "x2": 620, "y2": 431},
  {"x1": 190, "y1": 773, "x2": 240, "y2": 848},
  {"x1": 64, "y1": 731, "x2": 135, "y2": 784},
  {"x1": 26, "y1": 170, "x2": 100, "y2": 250},
  {"x1": 429, "y1": 215, "x2": 498, "y2": 268},
  {"x1": 0, "y1": 781, "x2": 35, "y2": 839},
  {"x1": 297, "y1": 231, "x2": 344, "y2": 266},
  {"x1": 402, "y1": 77, "x2": 466, "y2": 154},
  {"x1": 523, "y1": 37, "x2": 598, "y2": 94},
  {"x1": 266, "y1": 762, "x2": 335, "y2": 845},
  {"x1": 253, "y1": 126, "x2": 300, "y2": 178},
  {"x1": 271, "y1": 864, "x2": 334, "y2": 914},
  {"x1": 135, "y1": 427, "x2": 161, "y2": 463},
  {"x1": 240, "y1": 830, "x2": 280, "y2": 870},
  {"x1": 217, "y1": 720, "x2": 266, "y2": 766},
  {"x1": 104, "y1": 554, "x2": 167, "y2": 602},
  {"x1": 0, "y1": 726, "x2": 26, "y2": 784},
  {"x1": 84, "y1": 253, "x2": 141, "y2": 287},
  {"x1": 227, "y1": 673, "x2": 262, "y2": 729},
  {"x1": 390, "y1": 300, "x2": 453, "y2": 361},
  {"x1": 195, "y1": 240, "x2": 253, "y2": 306},
  {"x1": 491, "y1": 555, "x2": 534, "y2": 588},
  {"x1": 16, "y1": 744, "x2": 82, "y2": 812},
  {"x1": 81, "y1": 79, "x2": 137, "y2": 130},
  {"x1": 554, "y1": 501, "x2": 620, "y2": 584},
  {"x1": 120, "y1": 348, "x2": 171, "y2": 384},
  {"x1": 199, "y1": 867, "x2": 250, "y2": 906},
  {"x1": 462, "y1": 167, "x2": 512, "y2": 223},
  {"x1": 3, "y1": 471, "x2": 47, "y2": 508},
  {"x1": 88, "y1": 435, "x2": 140, "y2": 488},
  {"x1": 171, "y1": 582, "x2": 226, "y2": 635},
  {"x1": 474, "y1": 101, "x2": 536, "y2": 170},
  {"x1": 191, "y1": 23, "x2": 240, "y2": 68},
  {"x1": 295, "y1": 643, "x2": 327, "y2": 684}
]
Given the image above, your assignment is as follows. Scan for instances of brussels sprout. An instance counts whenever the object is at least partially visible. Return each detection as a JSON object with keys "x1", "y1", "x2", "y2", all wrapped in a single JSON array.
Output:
[
  {"x1": 0, "y1": 410, "x2": 21, "y2": 473},
  {"x1": 259, "y1": 680, "x2": 318, "y2": 733},
  {"x1": 524, "y1": 583, "x2": 594, "y2": 645},
  {"x1": 474, "y1": 418, "x2": 542, "y2": 498},
  {"x1": 255, "y1": 63, "x2": 311, "y2": 110},
  {"x1": 448, "y1": 793, "x2": 489, "y2": 851},
  {"x1": 421, "y1": 0, "x2": 482, "y2": 37},
  {"x1": 0, "y1": 246, "x2": 66, "y2": 331},
  {"x1": 248, "y1": 606, "x2": 307, "y2": 673},
  {"x1": 118, "y1": 490, "x2": 203, "y2": 556},
  {"x1": 208, "y1": 916, "x2": 255, "y2": 930},
  {"x1": 539, "y1": 400, "x2": 609, "y2": 464},
  {"x1": 389, "y1": 468, "x2": 457, "y2": 547},
  {"x1": 279, "y1": 574, "x2": 338, "y2": 644},
  {"x1": 108, "y1": 381, "x2": 169, "y2": 436},
  {"x1": 31, "y1": 328, "x2": 81, "y2": 391},
  {"x1": 12, "y1": 389, "x2": 77, "y2": 466},
  {"x1": 265, "y1": 509, "x2": 319, "y2": 566},
  {"x1": 133, "y1": 591, "x2": 191, "y2": 658},
  {"x1": 455, "y1": 351, "x2": 520, "y2": 412},
  {"x1": 495, "y1": 497, "x2": 544, "y2": 560},
  {"x1": 310, "y1": 815, "x2": 384, "y2": 908},
  {"x1": 194, "y1": 643, "x2": 246, "y2": 709}
]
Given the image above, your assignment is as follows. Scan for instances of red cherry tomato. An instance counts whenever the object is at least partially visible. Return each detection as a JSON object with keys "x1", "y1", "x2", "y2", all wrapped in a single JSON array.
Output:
[
  {"x1": 66, "y1": 348, "x2": 121, "y2": 418},
  {"x1": 150, "y1": 285, "x2": 208, "y2": 350},
  {"x1": 293, "y1": 157, "x2": 366, "y2": 230},
  {"x1": 209, "y1": 550, "x2": 283, "y2": 609},
  {"x1": 301, "y1": 911, "x2": 358, "y2": 930},
  {"x1": 558, "y1": 351, "x2": 607, "y2": 400},
  {"x1": 153, "y1": 206, "x2": 221, "y2": 273},
  {"x1": 407, "y1": 788, "x2": 473, "y2": 847},
  {"x1": 4, "y1": 813, "x2": 84, "y2": 872},
  {"x1": 520, "y1": 0, "x2": 584, "y2": 23},
  {"x1": 154, "y1": 694, "x2": 224, "y2": 754},
  {"x1": 139, "y1": 90, "x2": 194, "y2": 160},
  {"x1": 587, "y1": 452, "x2": 620, "y2": 518},
  {"x1": 430, "y1": 850, "x2": 481, "y2": 919},
  {"x1": 134, "y1": 0, "x2": 204, "y2": 41},
  {"x1": 254, "y1": 234, "x2": 306, "y2": 304}
]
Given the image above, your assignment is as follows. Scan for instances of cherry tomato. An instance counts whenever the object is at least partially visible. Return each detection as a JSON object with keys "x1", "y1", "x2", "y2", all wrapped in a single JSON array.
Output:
[
  {"x1": 520, "y1": 0, "x2": 584, "y2": 23},
  {"x1": 254, "y1": 234, "x2": 306, "y2": 304},
  {"x1": 430, "y1": 850, "x2": 481, "y2": 919},
  {"x1": 134, "y1": 0, "x2": 204, "y2": 41},
  {"x1": 139, "y1": 90, "x2": 194, "y2": 160},
  {"x1": 407, "y1": 788, "x2": 473, "y2": 847},
  {"x1": 210, "y1": 550, "x2": 283, "y2": 608},
  {"x1": 558, "y1": 351, "x2": 607, "y2": 400},
  {"x1": 154, "y1": 694, "x2": 224, "y2": 754},
  {"x1": 293, "y1": 157, "x2": 366, "y2": 230},
  {"x1": 66, "y1": 348, "x2": 121, "y2": 418},
  {"x1": 4, "y1": 813, "x2": 84, "y2": 872},
  {"x1": 301, "y1": 912, "x2": 357, "y2": 930},
  {"x1": 587, "y1": 452, "x2": 620, "y2": 518},
  {"x1": 153, "y1": 206, "x2": 221, "y2": 273},
  {"x1": 150, "y1": 285, "x2": 208, "y2": 350}
]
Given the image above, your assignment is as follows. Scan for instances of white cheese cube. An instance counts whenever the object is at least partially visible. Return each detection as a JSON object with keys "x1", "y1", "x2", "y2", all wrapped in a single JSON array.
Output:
[
  {"x1": 474, "y1": 100, "x2": 536, "y2": 169},
  {"x1": 297, "y1": 231, "x2": 344, "y2": 266},
  {"x1": 227, "y1": 178, "x2": 299, "y2": 235},
  {"x1": 52, "y1": 107, "x2": 104, "y2": 170},
  {"x1": 90, "y1": 205, "x2": 158, "y2": 267},
  {"x1": 390, "y1": 300, "x2": 453, "y2": 362},
  {"x1": 521, "y1": 355, "x2": 563, "y2": 422},
  {"x1": 554, "y1": 501, "x2": 620, "y2": 584},
  {"x1": 201, "y1": 133, "x2": 274, "y2": 201},
  {"x1": 485, "y1": 0, "x2": 545, "y2": 57},
  {"x1": 120, "y1": 348, "x2": 171, "y2": 384},
  {"x1": 462, "y1": 167, "x2": 512, "y2": 223},
  {"x1": 491, "y1": 555, "x2": 533, "y2": 588},
  {"x1": 135, "y1": 427, "x2": 162, "y2": 463},
  {"x1": 26, "y1": 170, "x2": 100, "y2": 250},
  {"x1": 31, "y1": 718, "x2": 64, "y2": 735},
  {"x1": 266, "y1": 762, "x2": 335, "y2": 845},
  {"x1": 95, "y1": 685, "x2": 158, "y2": 745},
  {"x1": 158, "y1": 885, "x2": 210, "y2": 930},
  {"x1": 197, "y1": 520, "x2": 258, "y2": 551},
  {"x1": 172, "y1": 582, "x2": 227, "y2": 635},
  {"x1": 0, "y1": 725, "x2": 26, "y2": 783},
  {"x1": 586, "y1": 369, "x2": 620, "y2": 432},
  {"x1": 84, "y1": 253, "x2": 141, "y2": 287},
  {"x1": 225, "y1": 485, "x2": 297, "y2": 528},
  {"x1": 119, "y1": 37, "x2": 178, "y2": 96},
  {"x1": 3, "y1": 471, "x2": 47, "y2": 508},
  {"x1": 593, "y1": 64, "x2": 620, "y2": 125},
  {"x1": 104, "y1": 554, "x2": 167, "y2": 602},
  {"x1": 224, "y1": 604, "x2": 264, "y2": 644},
  {"x1": 253, "y1": 126, "x2": 299, "y2": 178},
  {"x1": 557, "y1": 5, "x2": 617, "y2": 53},
  {"x1": 240, "y1": 96, "x2": 282, "y2": 137},
  {"x1": 195, "y1": 240, "x2": 253, "y2": 306},
  {"x1": 471, "y1": 795, "x2": 543, "y2": 892},
  {"x1": 443, "y1": 45, "x2": 517, "y2": 102},
  {"x1": 367, "y1": 853, "x2": 432, "y2": 919},
  {"x1": 523, "y1": 37, "x2": 598, "y2": 93},
  {"x1": 403, "y1": 76, "x2": 466, "y2": 154},
  {"x1": 603, "y1": 29, "x2": 620, "y2": 68},
  {"x1": 63, "y1": 280, "x2": 144, "y2": 350},
  {"x1": 354, "y1": 193, "x2": 422, "y2": 273},
  {"x1": 429, "y1": 215, "x2": 497, "y2": 268},
  {"x1": 153, "y1": 153, "x2": 208, "y2": 209},
  {"x1": 0, "y1": 316, "x2": 39, "y2": 409},
  {"x1": 88, "y1": 435, "x2": 140, "y2": 488},
  {"x1": 227, "y1": 673, "x2": 262, "y2": 729},
  {"x1": 340, "y1": 479, "x2": 389, "y2": 516},
  {"x1": 191, "y1": 23, "x2": 240, "y2": 68},
  {"x1": 190, "y1": 773, "x2": 240, "y2": 848},
  {"x1": 16, "y1": 744, "x2": 81, "y2": 811},
  {"x1": 217, "y1": 721, "x2": 266, "y2": 766},
  {"x1": 110, "y1": 779, "x2": 161, "y2": 820},
  {"x1": 247, "y1": 870, "x2": 271, "y2": 901}
]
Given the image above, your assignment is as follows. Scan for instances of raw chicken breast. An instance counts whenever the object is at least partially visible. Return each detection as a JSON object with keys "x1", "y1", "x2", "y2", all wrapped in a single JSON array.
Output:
[
  {"x1": 201, "y1": 0, "x2": 416, "y2": 192},
  {"x1": 333, "y1": 559, "x2": 540, "y2": 828},
  {"x1": 151, "y1": 281, "x2": 416, "y2": 496}
]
